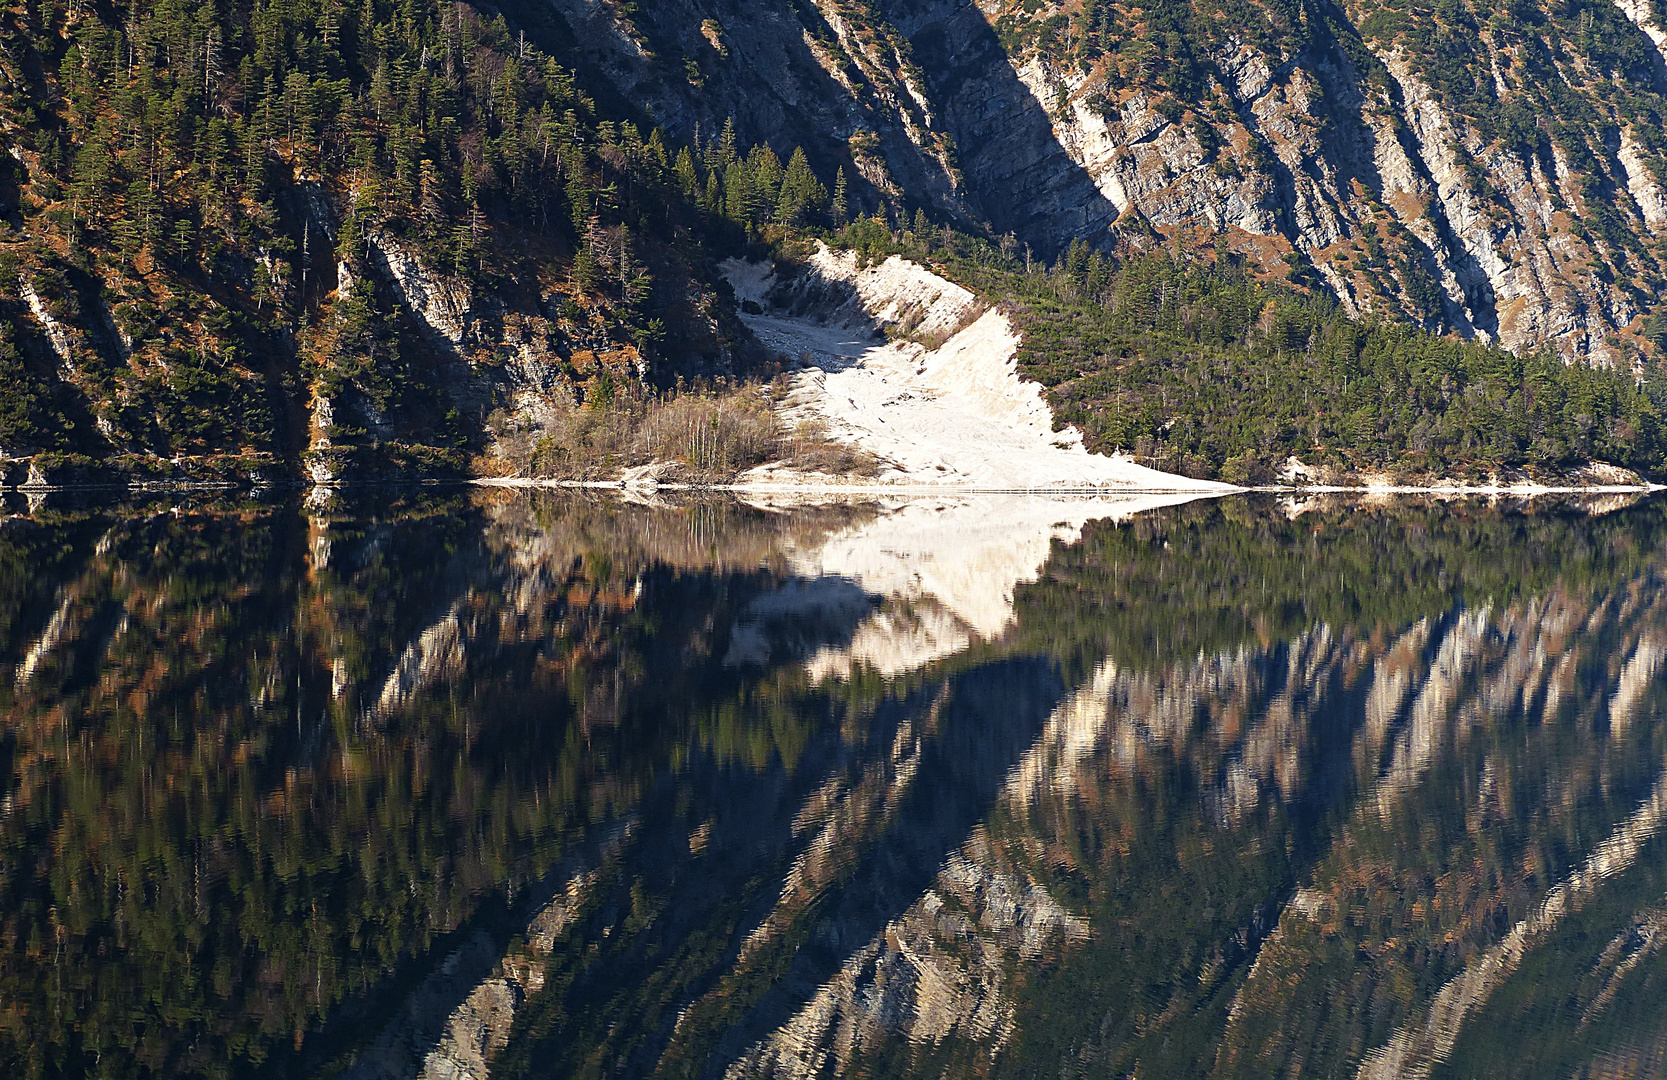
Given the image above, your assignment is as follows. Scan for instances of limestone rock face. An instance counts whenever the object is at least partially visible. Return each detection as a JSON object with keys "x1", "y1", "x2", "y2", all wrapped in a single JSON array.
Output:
[
  {"x1": 563, "y1": 0, "x2": 1667, "y2": 361},
  {"x1": 366, "y1": 231, "x2": 482, "y2": 351}
]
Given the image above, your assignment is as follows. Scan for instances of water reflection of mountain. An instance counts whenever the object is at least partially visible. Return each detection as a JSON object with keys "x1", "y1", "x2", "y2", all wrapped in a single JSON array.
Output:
[{"x1": 2, "y1": 492, "x2": 1667, "y2": 1079}]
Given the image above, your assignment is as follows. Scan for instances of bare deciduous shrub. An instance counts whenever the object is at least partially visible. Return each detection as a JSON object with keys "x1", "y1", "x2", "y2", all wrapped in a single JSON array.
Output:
[
  {"x1": 777, "y1": 417, "x2": 880, "y2": 475},
  {"x1": 632, "y1": 393, "x2": 778, "y2": 475},
  {"x1": 483, "y1": 382, "x2": 880, "y2": 482}
]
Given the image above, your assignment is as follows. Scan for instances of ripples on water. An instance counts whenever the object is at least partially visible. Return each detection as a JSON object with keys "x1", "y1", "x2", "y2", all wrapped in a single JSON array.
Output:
[{"x1": 2, "y1": 488, "x2": 1666, "y2": 1079}]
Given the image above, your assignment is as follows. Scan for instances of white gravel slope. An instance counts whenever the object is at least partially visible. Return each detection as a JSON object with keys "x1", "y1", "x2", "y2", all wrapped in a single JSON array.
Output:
[{"x1": 724, "y1": 247, "x2": 1232, "y2": 492}]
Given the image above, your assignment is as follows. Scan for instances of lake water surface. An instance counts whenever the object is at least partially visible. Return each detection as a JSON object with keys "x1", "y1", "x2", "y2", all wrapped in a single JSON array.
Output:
[{"x1": 2, "y1": 488, "x2": 1666, "y2": 1079}]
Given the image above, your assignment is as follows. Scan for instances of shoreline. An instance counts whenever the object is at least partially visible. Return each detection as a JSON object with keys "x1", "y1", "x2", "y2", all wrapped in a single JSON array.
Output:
[{"x1": 3, "y1": 477, "x2": 1662, "y2": 497}]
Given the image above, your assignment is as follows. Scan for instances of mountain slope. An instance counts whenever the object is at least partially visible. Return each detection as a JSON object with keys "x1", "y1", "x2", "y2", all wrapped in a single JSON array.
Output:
[
  {"x1": 0, "y1": 0, "x2": 766, "y2": 482},
  {"x1": 2, "y1": 0, "x2": 1666, "y2": 484},
  {"x1": 556, "y1": 0, "x2": 1667, "y2": 362}
]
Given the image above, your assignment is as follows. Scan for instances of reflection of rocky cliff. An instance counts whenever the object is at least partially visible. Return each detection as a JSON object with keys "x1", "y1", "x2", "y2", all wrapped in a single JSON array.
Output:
[
  {"x1": 0, "y1": 486, "x2": 1150, "y2": 1078},
  {"x1": 717, "y1": 500, "x2": 1667, "y2": 1080},
  {"x1": 1215, "y1": 587, "x2": 1667, "y2": 1080},
  {"x1": 497, "y1": 496, "x2": 1667, "y2": 1080},
  {"x1": 470, "y1": 495, "x2": 1667, "y2": 1080},
  {"x1": 5, "y1": 492, "x2": 1667, "y2": 1080},
  {"x1": 0, "y1": 489, "x2": 884, "y2": 1078}
]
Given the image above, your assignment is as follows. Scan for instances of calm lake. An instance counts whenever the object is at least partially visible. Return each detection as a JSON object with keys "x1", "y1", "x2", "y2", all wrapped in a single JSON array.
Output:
[{"x1": 2, "y1": 487, "x2": 1666, "y2": 1079}]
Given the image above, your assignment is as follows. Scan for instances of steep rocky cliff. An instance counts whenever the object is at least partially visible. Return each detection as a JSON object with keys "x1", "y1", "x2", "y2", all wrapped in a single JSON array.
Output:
[{"x1": 559, "y1": 0, "x2": 1667, "y2": 362}]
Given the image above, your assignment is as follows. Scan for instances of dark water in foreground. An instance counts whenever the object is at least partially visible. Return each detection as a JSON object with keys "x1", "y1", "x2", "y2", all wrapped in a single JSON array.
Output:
[{"x1": 3, "y1": 488, "x2": 1667, "y2": 1079}]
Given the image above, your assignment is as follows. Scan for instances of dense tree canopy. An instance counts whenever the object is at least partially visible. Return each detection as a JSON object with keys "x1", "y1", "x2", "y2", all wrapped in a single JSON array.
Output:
[{"x1": 0, "y1": 0, "x2": 837, "y2": 474}]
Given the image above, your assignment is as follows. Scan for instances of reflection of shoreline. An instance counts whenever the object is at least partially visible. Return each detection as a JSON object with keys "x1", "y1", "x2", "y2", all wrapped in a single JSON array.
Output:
[
  {"x1": 770, "y1": 492, "x2": 1216, "y2": 679},
  {"x1": 470, "y1": 477, "x2": 1663, "y2": 495}
]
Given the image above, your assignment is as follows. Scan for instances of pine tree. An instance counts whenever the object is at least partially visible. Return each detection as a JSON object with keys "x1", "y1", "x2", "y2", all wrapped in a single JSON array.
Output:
[
  {"x1": 776, "y1": 147, "x2": 827, "y2": 227},
  {"x1": 703, "y1": 171, "x2": 724, "y2": 216},
  {"x1": 571, "y1": 242, "x2": 599, "y2": 290},
  {"x1": 673, "y1": 146, "x2": 699, "y2": 198},
  {"x1": 832, "y1": 166, "x2": 849, "y2": 226},
  {"x1": 718, "y1": 117, "x2": 738, "y2": 169},
  {"x1": 419, "y1": 159, "x2": 445, "y2": 226},
  {"x1": 724, "y1": 160, "x2": 754, "y2": 226}
]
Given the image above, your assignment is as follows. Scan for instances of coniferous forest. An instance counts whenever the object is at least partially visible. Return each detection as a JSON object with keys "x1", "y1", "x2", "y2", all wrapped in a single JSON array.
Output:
[{"x1": 0, "y1": 0, "x2": 846, "y2": 481}]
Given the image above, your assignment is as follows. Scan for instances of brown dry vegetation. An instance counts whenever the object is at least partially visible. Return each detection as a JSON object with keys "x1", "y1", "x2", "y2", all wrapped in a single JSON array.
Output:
[{"x1": 480, "y1": 381, "x2": 881, "y2": 483}]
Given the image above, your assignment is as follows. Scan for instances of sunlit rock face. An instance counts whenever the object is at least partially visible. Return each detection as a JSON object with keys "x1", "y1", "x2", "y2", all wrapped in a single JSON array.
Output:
[{"x1": 562, "y1": 0, "x2": 1667, "y2": 361}]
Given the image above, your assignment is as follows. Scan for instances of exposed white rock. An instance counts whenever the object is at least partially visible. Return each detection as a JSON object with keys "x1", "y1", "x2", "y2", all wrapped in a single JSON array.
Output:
[
  {"x1": 1614, "y1": 0, "x2": 1667, "y2": 90},
  {"x1": 311, "y1": 395, "x2": 335, "y2": 448},
  {"x1": 367, "y1": 230, "x2": 476, "y2": 347},
  {"x1": 19, "y1": 280, "x2": 76, "y2": 376},
  {"x1": 1616, "y1": 132, "x2": 1667, "y2": 232}
]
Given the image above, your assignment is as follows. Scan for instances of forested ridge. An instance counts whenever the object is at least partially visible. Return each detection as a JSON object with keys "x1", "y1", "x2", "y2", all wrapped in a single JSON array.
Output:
[
  {"x1": 0, "y1": 0, "x2": 844, "y2": 482},
  {"x1": 1017, "y1": 245, "x2": 1667, "y2": 483}
]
